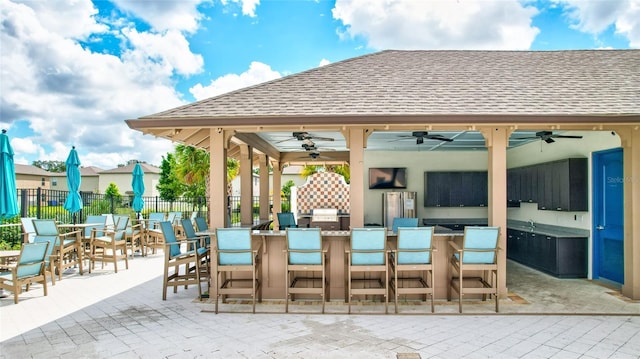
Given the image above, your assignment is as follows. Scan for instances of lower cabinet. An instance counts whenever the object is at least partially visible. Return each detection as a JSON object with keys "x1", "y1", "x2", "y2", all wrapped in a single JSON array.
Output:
[
  {"x1": 507, "y1": 228, "x2": 587, "y2": 278},
  {"x1": 297, "y1": 216, "x2": 350, "y2": 230}
]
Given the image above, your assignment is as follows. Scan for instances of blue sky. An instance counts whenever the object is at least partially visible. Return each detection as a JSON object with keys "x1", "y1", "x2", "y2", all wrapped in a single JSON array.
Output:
[{"x1": 1, "y1": 0, "x2": 639, "y2": 169}]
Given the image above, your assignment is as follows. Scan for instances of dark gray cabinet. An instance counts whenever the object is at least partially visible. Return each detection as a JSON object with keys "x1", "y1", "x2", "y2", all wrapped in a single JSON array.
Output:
[
  {"x1": 507, "y1": 158, "x2": 587, "y2": 211},
  {"x1": 507, "y1": 228, "x2": 587, "y2": 278},
  {"x1": 425, "y1": 172, "x2": 451, "y2": 207},
  {"x1": 424, "y1": 171, "x2": 488, "y2": 207}
]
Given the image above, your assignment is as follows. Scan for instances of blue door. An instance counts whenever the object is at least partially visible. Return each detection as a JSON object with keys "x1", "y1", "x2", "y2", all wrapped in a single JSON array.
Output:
[{"x1": 592, "y1": 148, "x2": 624, "y2": 283}]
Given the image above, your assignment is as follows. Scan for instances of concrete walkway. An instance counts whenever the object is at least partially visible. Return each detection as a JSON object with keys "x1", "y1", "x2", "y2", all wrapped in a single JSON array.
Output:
[{"x1": 1, "y1": 255, "x2": 639, "y2": 358}]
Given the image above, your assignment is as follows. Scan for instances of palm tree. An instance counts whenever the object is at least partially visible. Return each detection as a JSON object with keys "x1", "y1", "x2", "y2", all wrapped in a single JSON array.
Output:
[
  {"x1": 226, "y1": 158, "x2": 239, "y2": 196},
  {"x1": 175, "y1": 144, "x2": 210, "y2": 199},
  {"x1": 300, "y1": 164, "x2": 350, "y2": 183}
]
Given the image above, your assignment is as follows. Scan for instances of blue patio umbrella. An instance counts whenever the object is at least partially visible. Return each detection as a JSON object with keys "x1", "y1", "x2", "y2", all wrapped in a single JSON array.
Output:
[
  {"x1": 0, "y1": 129, "x2": 19, "y2": 219},
  {"x1": 132, "y1": 162, "x2": 145, "y2": 217},
  {"x1": 63, "y1": 146, "x2": 83, "y2": 223}
]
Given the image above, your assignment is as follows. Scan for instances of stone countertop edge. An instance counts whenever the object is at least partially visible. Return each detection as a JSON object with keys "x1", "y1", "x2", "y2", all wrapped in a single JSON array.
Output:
[
  {"x1": 507, "y1": 220, "x2": 590, "y2": 238},
  {"x1": 420, "y1": 218, "x2": 590, "y2": 238}
]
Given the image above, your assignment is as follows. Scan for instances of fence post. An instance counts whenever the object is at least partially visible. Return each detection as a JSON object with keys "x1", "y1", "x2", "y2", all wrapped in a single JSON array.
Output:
[
  {"x1": 20, "y1": 189, "x2": 29, "y2": 217},
  {"x1": 36, "y1": 187, "x2": 42, "y2": 219}
]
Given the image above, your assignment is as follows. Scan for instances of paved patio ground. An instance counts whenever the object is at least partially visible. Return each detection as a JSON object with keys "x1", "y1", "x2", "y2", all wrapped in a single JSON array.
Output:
[{"x1": 1, "y1": 254, "x2": 638, "y2": 358}]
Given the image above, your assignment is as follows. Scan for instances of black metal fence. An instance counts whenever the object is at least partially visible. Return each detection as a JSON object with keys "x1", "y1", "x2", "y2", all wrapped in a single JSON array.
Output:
[
  {"x1": 14, "y1": 188, "x2": 210, "y2": 224},
  {"x1": 1, "y1": 188, "x2": 290, "y2": 249}
]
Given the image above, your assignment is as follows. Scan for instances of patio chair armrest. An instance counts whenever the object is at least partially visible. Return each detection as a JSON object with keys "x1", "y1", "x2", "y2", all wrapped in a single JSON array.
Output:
[
  {"x1": 60, "y1": 230, "x2": 81, "y2": 238},
  {"x1": 322, "y1": 242, "x2": 330, "y2": 253},
  {"x1": 449, "y1": 241, "x2": 462, "y2": 252},
  {"x1": 387, "y1": 242, "x2": 397, "y2": 251}
]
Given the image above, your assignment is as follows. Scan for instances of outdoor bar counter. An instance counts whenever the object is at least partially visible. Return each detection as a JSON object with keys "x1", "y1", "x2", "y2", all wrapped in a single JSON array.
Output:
[{"x1": 212, "y1": 227, "x2": 464, "y2": 301}]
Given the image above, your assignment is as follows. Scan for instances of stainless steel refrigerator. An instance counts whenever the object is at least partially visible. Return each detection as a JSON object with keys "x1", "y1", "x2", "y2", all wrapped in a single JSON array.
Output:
[{"x1": 382, "y1": 192, "x2": 417, "y2": 228}]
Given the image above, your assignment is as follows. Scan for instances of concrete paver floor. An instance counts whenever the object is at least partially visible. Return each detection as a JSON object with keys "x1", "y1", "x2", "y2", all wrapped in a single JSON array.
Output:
[{"x1": 1, "y1": 255, "x2": 638, "y2": 358}]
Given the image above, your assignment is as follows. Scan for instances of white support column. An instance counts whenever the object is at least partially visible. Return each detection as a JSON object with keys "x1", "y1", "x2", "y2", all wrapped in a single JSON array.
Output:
[
  {"x1": 481, "y1": 126, "x2": 509, "y2": 298},
  {"x1": 347, "y1": 128, "x2": 366, "y2": 228},
  {"x1": 209, "y1": 129, "x2": 228, "y2": 229},
  {"x1": 240, "y1": 144, "x2": 254, "y2": 226},
  {"x1": 618, "y1": 126, "x2": 640, "y2": 300},
  {"x1": 258, "y1": 154, "x2": 270, "y2": 221}
]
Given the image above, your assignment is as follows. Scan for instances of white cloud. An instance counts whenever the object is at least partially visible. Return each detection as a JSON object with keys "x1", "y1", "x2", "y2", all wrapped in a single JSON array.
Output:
[
  {"x1": 110, "y1": 0, "x2": 209, "y2": 33},
  {"x1": 332, "y1": 0, "x2": 540, "y2": 50},
  {"x1": 555, "y1": 0, "x2": 640, "y2": 48},
  {"x1": 319, "y1": 58, "x2": 331, "y2": 66},
  {"x1": 0, "y1": 0, "x2": 188, "y2": 168},
  {"x1": 189, "y1": 61, "x2": 281, "y2": 100},
  {"x1": 12, "y1": 0, "x2": 108, "y2": 39},
  {"x1": 221, "y1": 0, "x2": 261, "y2": 17},
  {"x1": 123, "y1": 28, "x2": 204, "y2": 76}
]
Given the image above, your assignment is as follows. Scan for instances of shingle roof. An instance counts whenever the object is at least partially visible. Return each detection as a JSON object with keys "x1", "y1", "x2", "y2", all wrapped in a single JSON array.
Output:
[
  {"x1": 50, "y1": 166, "x2": 105, "y2": 177},
  {"x1": 100, "y1": 162, "x2": 160, "y2": 174},
  {"x1": 141, "y1": 50, "x2": 640, "y2": 121},
  {"x1": 15, "y1": 164, "x2": 53, "y2": 176}
]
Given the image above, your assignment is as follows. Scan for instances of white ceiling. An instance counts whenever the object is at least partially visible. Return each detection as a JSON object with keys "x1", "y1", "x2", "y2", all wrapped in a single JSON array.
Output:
[{"x1": 257, "y1": 130, "x2": 574, "y2": 154}]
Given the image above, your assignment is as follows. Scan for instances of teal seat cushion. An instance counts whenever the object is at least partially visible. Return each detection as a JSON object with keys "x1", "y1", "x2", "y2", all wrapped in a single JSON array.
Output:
[
  {"x1": 459, "y1": 227, "x2": 499, "y2": 264},
  {"x1": 197, "y1": 247, "x2": 208, "y2": 256},
  {"x1": 351, "y1": 228, "x2": 386, "y2": 265},
  {"x1": 397, "y1": 227, "x2": 433, "y2": 264},
  {"x1": 287, "y1": 228, "x2": 322, "y2": 265},
  {"x1": 216, "y1": 229, "x2": 253, "y2": 265},
  {"x1": 392, "y1": 217, "x2": 418, "y2": 233}
]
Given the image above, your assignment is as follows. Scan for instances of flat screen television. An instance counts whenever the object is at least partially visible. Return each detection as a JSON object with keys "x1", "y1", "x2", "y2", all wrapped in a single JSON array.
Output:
[{"x1": 369, "y1": 167, "x2": 407, "y2": 189}]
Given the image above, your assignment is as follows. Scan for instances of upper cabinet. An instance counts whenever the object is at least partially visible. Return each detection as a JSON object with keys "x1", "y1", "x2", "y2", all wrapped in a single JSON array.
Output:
[
  {"x1": 424, "y1": 171, "x2": 488, "y2": 207},
  {"x1": 507, "y1": 158, "x2": 588, "y2": 212}
]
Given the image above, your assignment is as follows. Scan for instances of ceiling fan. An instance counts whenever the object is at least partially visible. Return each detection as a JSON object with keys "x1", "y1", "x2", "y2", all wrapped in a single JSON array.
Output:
[
  {"x1": 292, "y1": 131, "x2": 335, "y2": 142},
  {"x1": 397, "y1": 131, "x2": 454, "y2": 144},
  {"x1": 515, "y1": 131, "x2": 583, "y2": 144}
]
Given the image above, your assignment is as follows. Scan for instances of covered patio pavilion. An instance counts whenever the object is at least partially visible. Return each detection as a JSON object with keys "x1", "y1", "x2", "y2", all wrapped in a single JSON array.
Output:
[{"x1": 126, "y1": 49, "x2": 640, "y2": 301}]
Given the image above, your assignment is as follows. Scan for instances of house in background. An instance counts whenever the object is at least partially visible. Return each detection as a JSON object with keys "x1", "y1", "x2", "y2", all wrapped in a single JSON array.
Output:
[
  {"x1": 98, "y1": 162, "x2": 161, "y2": 198},
  {"x1": 229, "y1": 165, "x2": 307, "y2": 197},
  {"x1": 282, "y1": 165, "x2": 306, "y2": 188},
  {"x1": 15, "y1": 164, "x2": 52, "y2": 190},
  {"x1": 50, "y1": 166, "x2": 103, "y2": 193}
]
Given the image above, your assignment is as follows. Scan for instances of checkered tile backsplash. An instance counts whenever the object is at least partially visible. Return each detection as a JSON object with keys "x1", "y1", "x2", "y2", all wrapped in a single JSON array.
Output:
[{"x1": 296, "y1": 172, "x2": 350, "y2": 214}]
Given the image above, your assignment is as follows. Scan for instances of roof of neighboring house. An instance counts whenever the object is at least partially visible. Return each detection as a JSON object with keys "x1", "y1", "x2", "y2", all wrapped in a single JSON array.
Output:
[
  {"x1": 100, "y1": 162, "x2": 161, "y2": 174},
  {"x1": 49, "y1": 166, "x2": 104, "y2": 177},
  {"x1": 81, "y1": 166, "x2": 104, "y2": 176},
  {"x1": 15, "y1": 164, "x2": 54, "y2": 176},
  {"x1": 134, "y1": 50, "x2": 640, "y2": 126}
]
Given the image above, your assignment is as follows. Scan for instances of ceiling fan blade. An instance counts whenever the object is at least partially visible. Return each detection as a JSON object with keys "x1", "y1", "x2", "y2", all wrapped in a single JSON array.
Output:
[
  {"x1": 426, "y1": 135, "x2": 454, "y2": 142},
  {"x1": 545, "y1": 137, "x2": 555, "y2": 144},
  {"x1": 552, "y1": 135, "x2": 583, "y2": 139},
  {"x1": 309, "y1": 136, "x2": 335, "y2": 142},
  {"x1": 513, "y1": 136, "x2": 540, "y2": 140}
]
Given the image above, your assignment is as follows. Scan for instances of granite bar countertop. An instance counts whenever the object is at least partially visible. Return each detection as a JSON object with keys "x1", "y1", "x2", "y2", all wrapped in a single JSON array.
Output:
[
  {"x1": 507, "y1": 220, "x2": 590, "y2": 238},
  {"x1": 422, "y1": 218, "x2": 488, "y2": 226}
]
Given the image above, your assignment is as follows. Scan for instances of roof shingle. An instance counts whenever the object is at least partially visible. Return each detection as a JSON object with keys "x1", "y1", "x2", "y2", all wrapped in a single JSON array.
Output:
[{"x1": 141, "y1": 50, "x2": 640, "y2": 120}]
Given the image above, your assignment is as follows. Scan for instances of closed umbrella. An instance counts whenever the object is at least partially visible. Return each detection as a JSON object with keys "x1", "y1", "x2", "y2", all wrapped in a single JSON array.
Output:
[
  {"x1": 132, "y1": 162, "x2": 145, "y2": 218},
  {"x1": 0, "y1": 129, "x2": 19, "y2": 219},
  {"x1": 63, "y1": 146, "x2": 83, "y2": 223}
]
